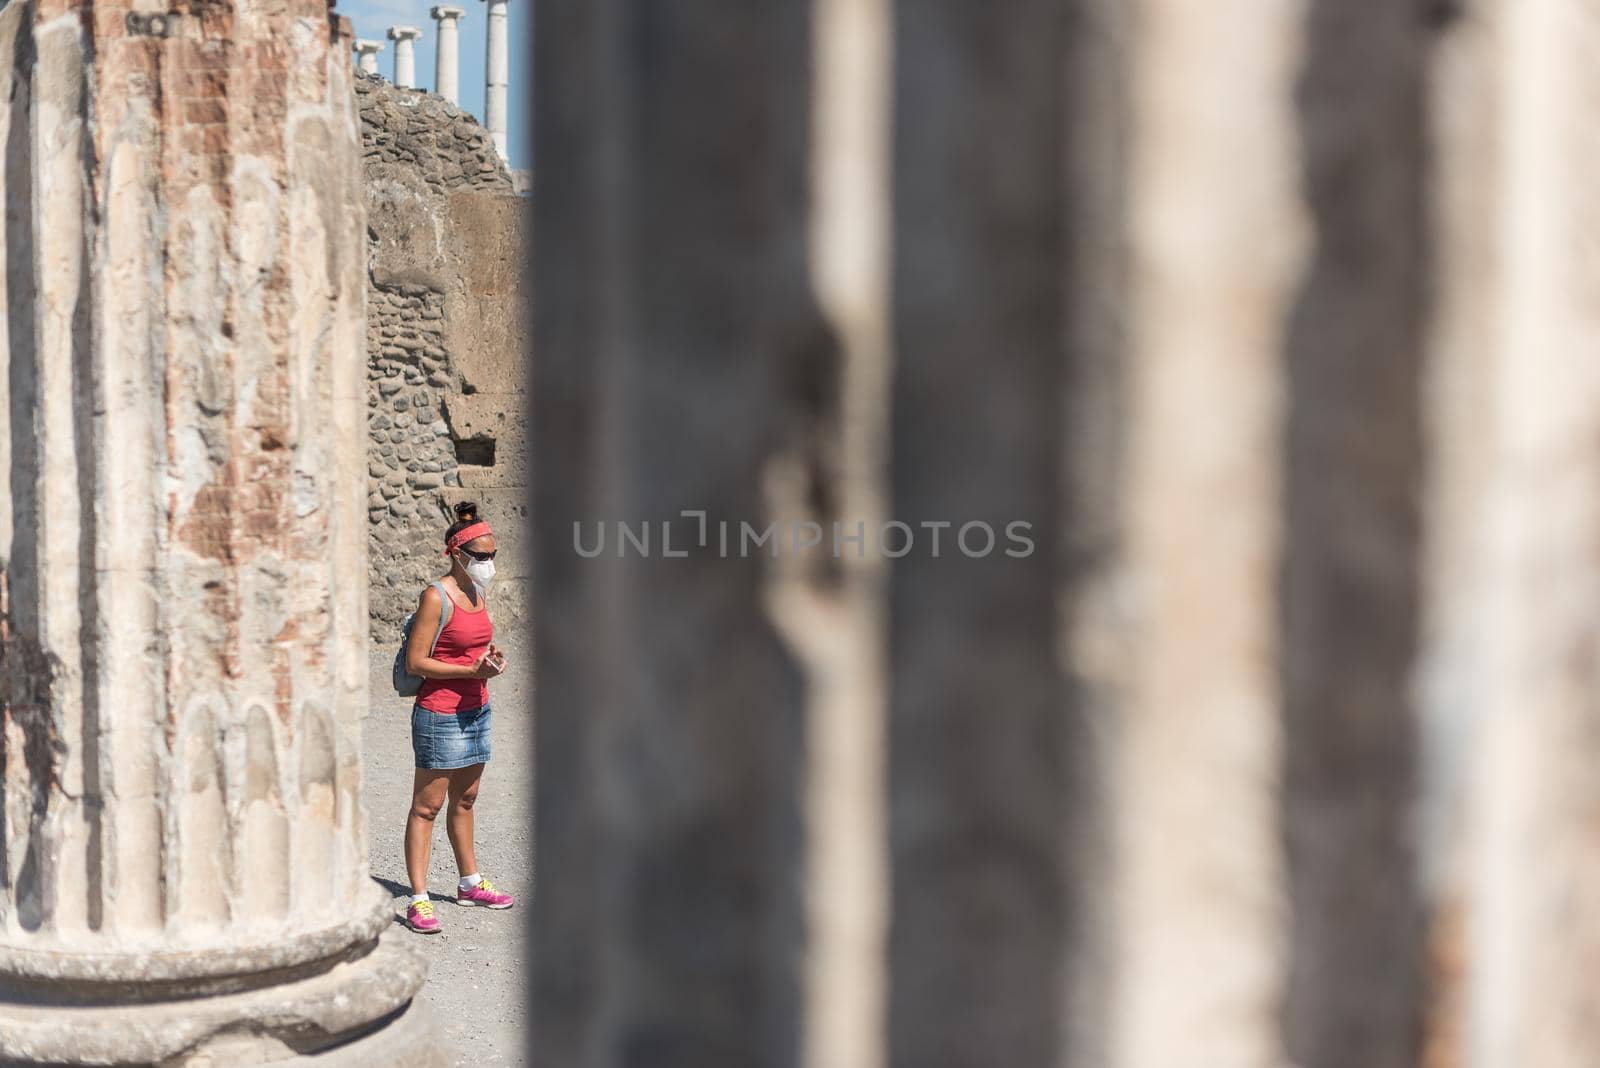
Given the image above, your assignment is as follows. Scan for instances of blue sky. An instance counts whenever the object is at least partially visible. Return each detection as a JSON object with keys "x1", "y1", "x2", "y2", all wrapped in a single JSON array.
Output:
[{"x1": 340, "y1": 0, "x2": 532, "y2": 171}]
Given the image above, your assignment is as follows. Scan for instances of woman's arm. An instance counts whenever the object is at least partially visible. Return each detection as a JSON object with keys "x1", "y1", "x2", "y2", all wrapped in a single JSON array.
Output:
[{"x1": 405, "y1": 586, "x2": 501, "y2": 679}]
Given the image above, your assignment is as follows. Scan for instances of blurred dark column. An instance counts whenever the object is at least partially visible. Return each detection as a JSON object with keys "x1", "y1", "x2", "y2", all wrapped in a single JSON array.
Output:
[
  {"x1": 1280, "y1": 3, "x2": 1430, "y2": 1066},
  {"x1": 885, "y1": 2, "x2": 1072, "y2": 1066},
  {"x1": 531, "y1": 2, "x2": 814, "y2": 1066}
]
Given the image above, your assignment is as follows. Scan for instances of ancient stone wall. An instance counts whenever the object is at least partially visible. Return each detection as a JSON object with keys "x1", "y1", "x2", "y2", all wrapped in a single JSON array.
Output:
[{"x1": 355, "y1": 71, "x2": 529, "y2": 636}]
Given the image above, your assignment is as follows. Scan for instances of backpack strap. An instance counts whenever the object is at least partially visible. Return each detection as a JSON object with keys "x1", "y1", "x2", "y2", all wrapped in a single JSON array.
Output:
[{"x1": 429, "y1": 581, "x2": 453, "y2": 654}]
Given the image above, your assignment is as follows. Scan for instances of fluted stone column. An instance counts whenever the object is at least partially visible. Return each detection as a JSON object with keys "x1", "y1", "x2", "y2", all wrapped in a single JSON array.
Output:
[
  {"x1": 388, "y1": 25, "x2": 420, "y2": 89},
  {"x1": 480, "y1": 0, "x2": 508, "y2": 158},
  {"x1": 354, "y1": 38, "x2": 384, "y2": 76},
  {"x1": 0, "y1": 1, "x2": 441, "y2": 1063},
  {"x1": 430, "y1": 7, "x2": 464, "y2": 105}
]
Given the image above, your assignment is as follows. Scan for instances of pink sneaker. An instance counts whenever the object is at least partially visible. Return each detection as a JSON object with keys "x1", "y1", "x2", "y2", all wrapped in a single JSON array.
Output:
[
  {"x1": 456, "y1": 876, "x2": 514, "y2": 909},
  {"x1": 404, "y1": 898, "x2": 442, "y2": 933}
]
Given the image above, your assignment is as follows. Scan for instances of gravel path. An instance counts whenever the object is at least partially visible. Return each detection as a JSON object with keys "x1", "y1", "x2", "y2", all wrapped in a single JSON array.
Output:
[{"x1": 364, "y1": 633, "x2": 534, "y2": 1066}]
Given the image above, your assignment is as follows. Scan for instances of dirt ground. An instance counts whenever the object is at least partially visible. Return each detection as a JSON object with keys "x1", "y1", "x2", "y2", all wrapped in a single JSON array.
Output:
[{"x1": 364, "y1": 631, "x2": 534, "y2": 1066}]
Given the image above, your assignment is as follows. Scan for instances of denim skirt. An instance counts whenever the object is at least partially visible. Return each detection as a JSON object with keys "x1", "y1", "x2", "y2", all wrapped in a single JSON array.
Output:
[{"x1": 411, "y1": 702, "x2": 492, "y2": 770}]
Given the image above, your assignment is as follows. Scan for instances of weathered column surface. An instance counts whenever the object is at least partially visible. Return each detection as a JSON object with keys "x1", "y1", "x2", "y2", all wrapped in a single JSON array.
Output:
[
  {"x1": 0, "y1": 1, "x2": 441, "y2": 1063},
  {"x1": 354, "y1": 38, "x2": 384, "y2": 75},
  {"x1": 480, "y1": 0, "x2": 508, "y2": 157},
  {"x1": 430, "y1": 6, "x2": 464, "y2": 104},
  {"x1": 388, "y1": 24, "x2": 420, "y2": 89}
]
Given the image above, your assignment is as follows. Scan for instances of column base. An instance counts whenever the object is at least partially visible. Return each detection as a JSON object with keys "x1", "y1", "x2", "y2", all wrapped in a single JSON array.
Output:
[{"x1": 0, "y1": 925, "x2": 446, "y2": 1065}]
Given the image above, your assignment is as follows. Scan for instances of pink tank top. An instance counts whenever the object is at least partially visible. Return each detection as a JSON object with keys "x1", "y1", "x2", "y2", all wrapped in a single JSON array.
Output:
[{"x1": 416, "y1": 588, "x2": 494, "y2": 714}]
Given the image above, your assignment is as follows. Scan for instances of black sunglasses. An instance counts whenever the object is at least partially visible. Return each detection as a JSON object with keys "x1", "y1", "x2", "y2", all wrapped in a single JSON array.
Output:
[{"x1": 459, "y1": 547, "x2": 497, "y2": 561}]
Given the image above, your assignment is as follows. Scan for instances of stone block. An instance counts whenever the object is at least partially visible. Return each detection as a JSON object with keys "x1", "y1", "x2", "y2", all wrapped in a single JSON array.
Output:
[{"x1": 366, "y1": 173, "x2": 450, "y2": 292}]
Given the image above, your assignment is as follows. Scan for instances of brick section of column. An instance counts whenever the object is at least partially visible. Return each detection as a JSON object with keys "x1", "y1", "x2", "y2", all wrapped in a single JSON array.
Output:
[{"x1": 527, "y1": 4, "x2": 1600, "y2": 1066}]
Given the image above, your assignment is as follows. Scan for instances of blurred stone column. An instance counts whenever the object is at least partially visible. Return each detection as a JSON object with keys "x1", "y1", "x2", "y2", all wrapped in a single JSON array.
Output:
[
  {"x1": 1419, "y1": 0, "x2": 1600, "y2": 1064},
  {"x1": 0, "y1": 0, "x2": 440, "y2": 1063},
  {"x1": 533, "y1": 1, "x2": 1600, "y2": 1067},
  {"x1": 532, "y1": 0, "x2": 1304, "y2": 1063},
  {"x1": 794, "y1": 0, "x2": 892, "y2": 1064},
  {"x1": 388, "y1": 25, "x2": 420, "y2": 88},
  {"x1": 532, "y1": 2, "x2": 813, "y2": 1065},
  {"x1": 889, "y1": 0, "x2": 1309, "y2": 1061}
]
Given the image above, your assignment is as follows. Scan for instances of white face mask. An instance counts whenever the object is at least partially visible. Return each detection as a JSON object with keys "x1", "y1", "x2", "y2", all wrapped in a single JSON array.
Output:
[{"x1": 464, "y1": 557, "x2": 496, "y2": 593}]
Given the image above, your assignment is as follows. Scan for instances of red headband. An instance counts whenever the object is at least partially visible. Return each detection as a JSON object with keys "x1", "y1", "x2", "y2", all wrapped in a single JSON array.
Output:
[{"x1": 445, "y1": 521, "x2": 492, "y2": 555}]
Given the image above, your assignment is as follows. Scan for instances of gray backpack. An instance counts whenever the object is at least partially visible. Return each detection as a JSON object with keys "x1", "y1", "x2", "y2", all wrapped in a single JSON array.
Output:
[{"x1": 393, "y1": 581, "x2": 455, "y2": 697}]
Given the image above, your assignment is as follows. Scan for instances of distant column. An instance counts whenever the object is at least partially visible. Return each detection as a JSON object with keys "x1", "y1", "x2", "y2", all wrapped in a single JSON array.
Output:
[
  {"x1": 353, "y1": 38, "x2": 384, "y2": 75},
  {"x1": 387, "y1": 25, "x2": 421, "y2": 89},
  {"x1": 480, "y1": 0, "x2": 509, "y2": 158},
  {"x1": 430, "y1": 7, "x2": 465, "y2": 105}
]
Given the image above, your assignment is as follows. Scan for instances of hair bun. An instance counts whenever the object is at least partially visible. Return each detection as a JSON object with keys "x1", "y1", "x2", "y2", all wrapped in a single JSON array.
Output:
[{"x1": 453, "y1": 500, "x2": 480, "y2": 523}]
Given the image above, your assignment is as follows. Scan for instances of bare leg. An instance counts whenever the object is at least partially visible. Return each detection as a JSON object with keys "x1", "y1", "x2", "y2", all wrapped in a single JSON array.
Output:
[
  {"x1": 406, "y1": 770, "x2": 452, "y2": 895},
  {"x1": 446, "y1": 762, "x2": 486, "y2": 877}
]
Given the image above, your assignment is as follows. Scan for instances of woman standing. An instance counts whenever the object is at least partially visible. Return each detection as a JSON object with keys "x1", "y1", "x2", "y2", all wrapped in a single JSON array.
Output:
[{"x1": 402, "y1": 501, "x2": 515, "y2": 934}]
